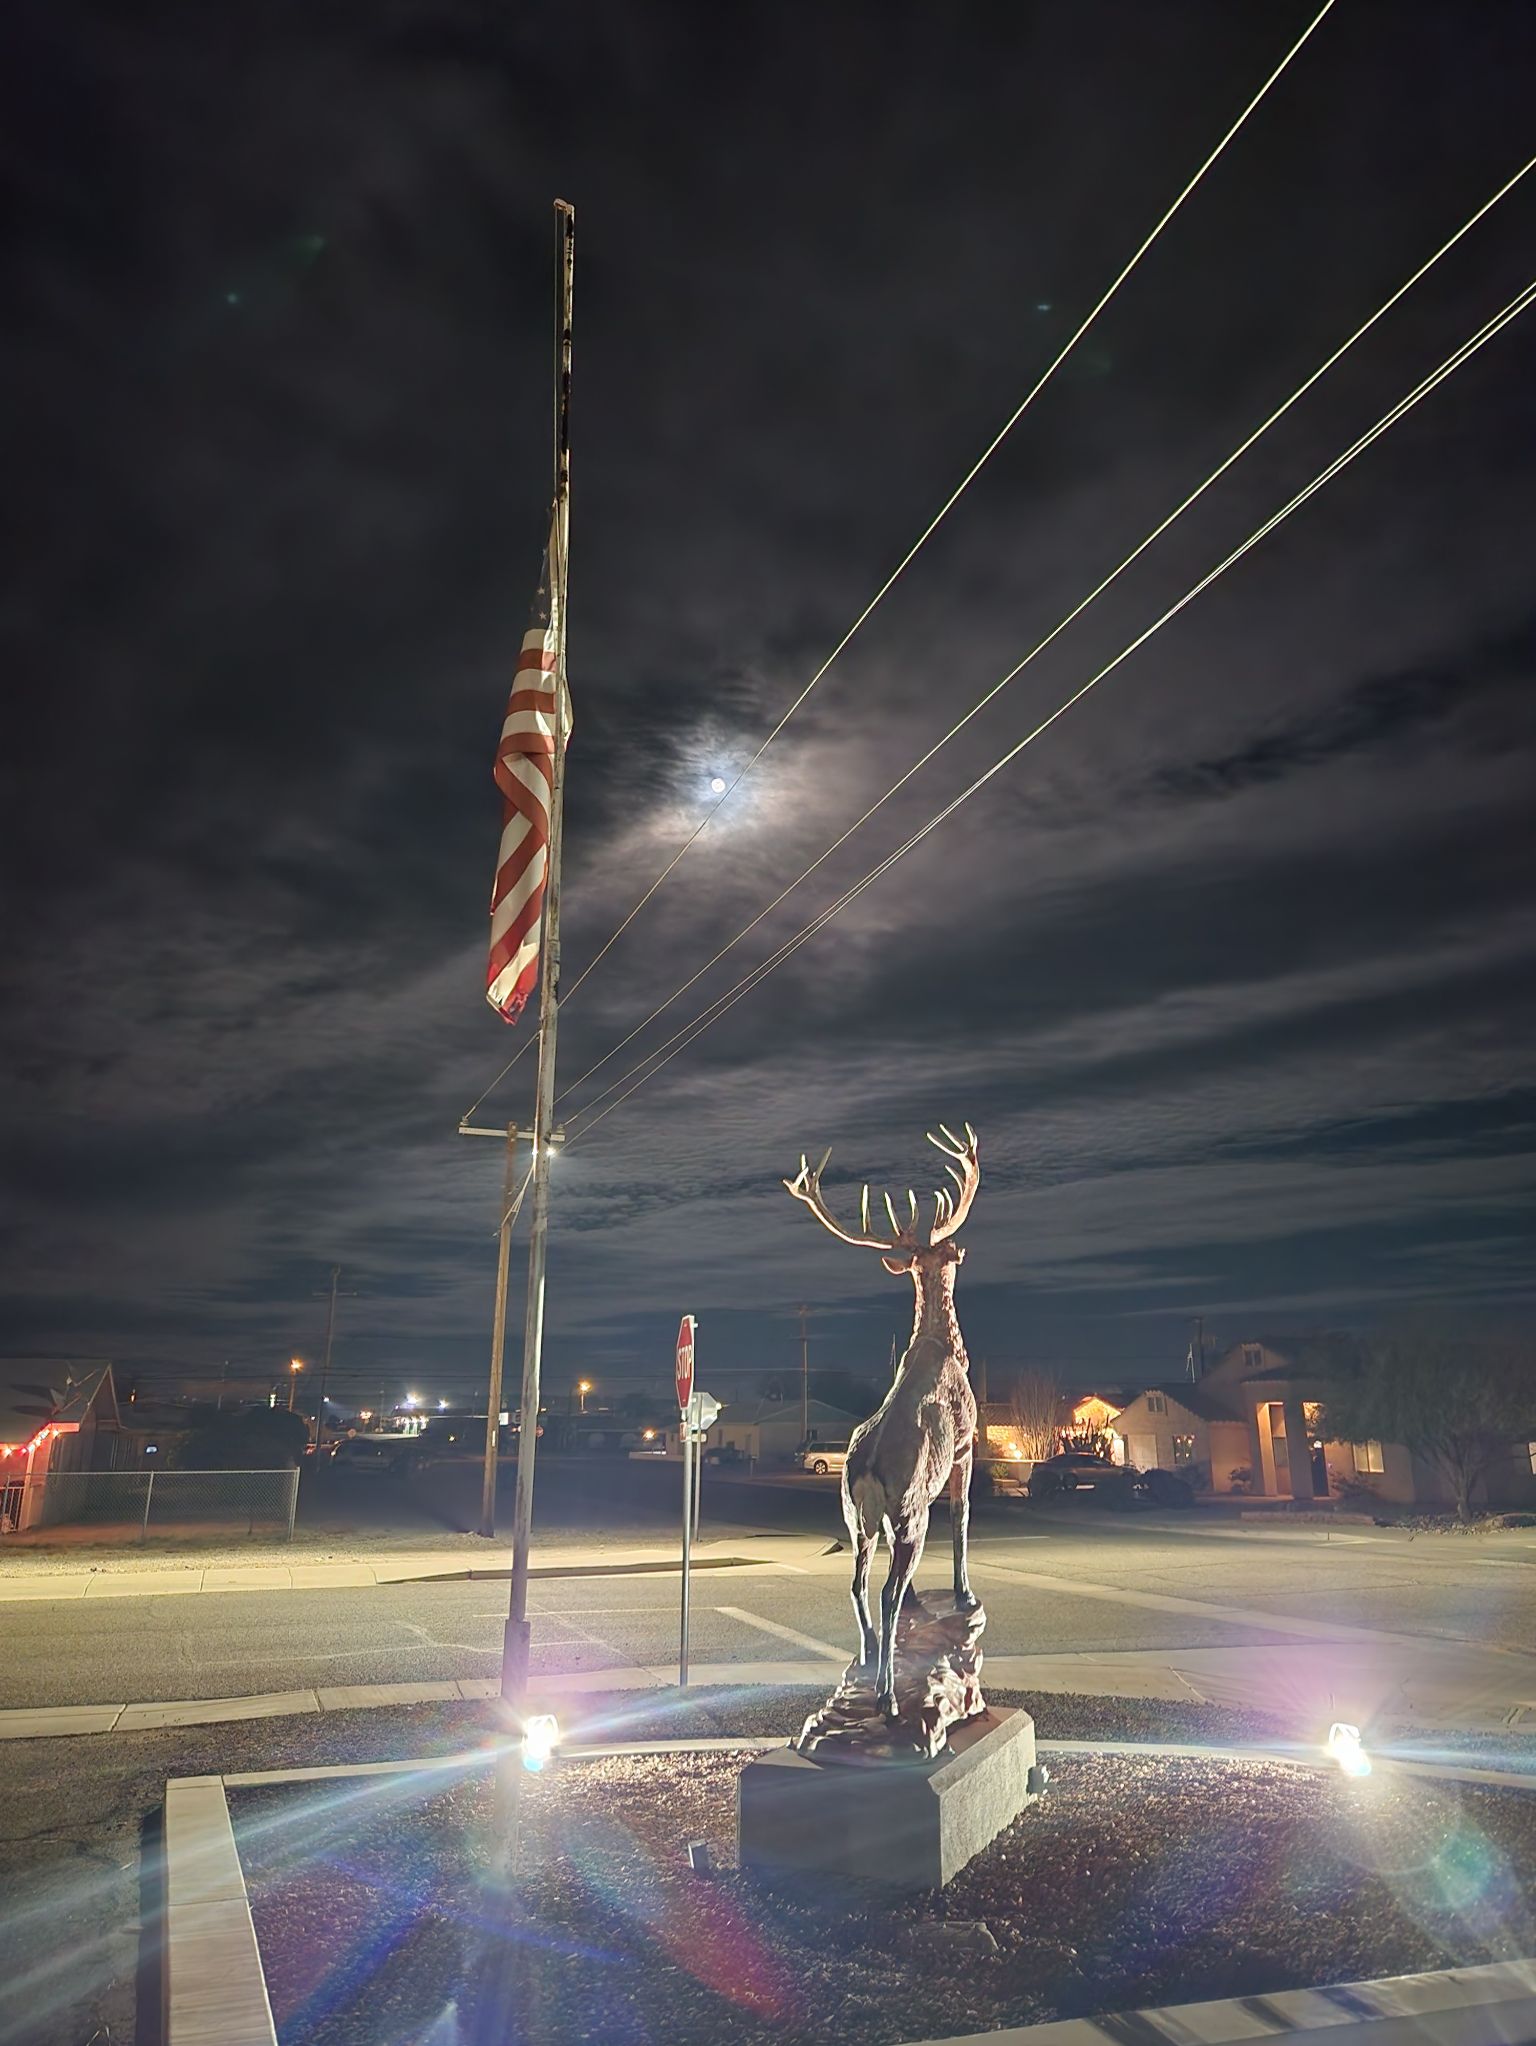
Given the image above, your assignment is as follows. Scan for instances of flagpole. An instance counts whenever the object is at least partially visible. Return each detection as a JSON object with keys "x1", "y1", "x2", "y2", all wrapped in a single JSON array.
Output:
[{"x1": 494, "y1": 197, "x2": 574, "y2": 1841}]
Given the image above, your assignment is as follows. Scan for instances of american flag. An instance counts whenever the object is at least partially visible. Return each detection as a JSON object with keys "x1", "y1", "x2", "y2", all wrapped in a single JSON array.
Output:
[{"x1": 487, "y1": 519, "x2": 566, "y2": 1022}]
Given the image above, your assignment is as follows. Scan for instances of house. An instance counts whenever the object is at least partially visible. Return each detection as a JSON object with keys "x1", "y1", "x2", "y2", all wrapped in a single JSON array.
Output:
[
  {"x1": 1111, "y1": 1382, "x2": 1254, "y2": 1490},
  {"x1": 0, "y1": 1360, "x2": 130, "y2": 1532},
  {"x1": 671, "y1": 1395, "x2": 862, "y2": 1468},
  {"x1": 1064, "y1": 1391, "x2": 1128, "y2": 1436},
  {"x1": 1110, "y1": 1340, "x2": 1536, "y2": 1509}
]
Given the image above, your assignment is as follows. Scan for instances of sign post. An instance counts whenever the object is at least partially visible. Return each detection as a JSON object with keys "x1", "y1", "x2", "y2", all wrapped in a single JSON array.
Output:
[
  {"x1": 675, "y1": 1315, "x2": 696, "y2": 1687},
  {"x1": 684, "y1": 1388, "x2": 722, "y2": 1542}
]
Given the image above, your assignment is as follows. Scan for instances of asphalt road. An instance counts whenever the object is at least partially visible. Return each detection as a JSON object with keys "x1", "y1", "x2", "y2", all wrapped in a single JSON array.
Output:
[{"x1": 6, "y1": 1462, "x2": 1534, "y2": 1710}]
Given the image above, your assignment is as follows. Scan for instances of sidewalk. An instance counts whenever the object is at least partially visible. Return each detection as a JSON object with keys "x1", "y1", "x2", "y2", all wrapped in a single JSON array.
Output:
[
  {"x1": 0, "y1": 1533, "x2": 819, "y2": 1602},
  {"x1": 5, "y1": 1639, "x2": 1533, "y2": 1743}
]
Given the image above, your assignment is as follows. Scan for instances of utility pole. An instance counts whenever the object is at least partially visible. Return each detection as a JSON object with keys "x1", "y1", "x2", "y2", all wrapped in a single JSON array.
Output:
[
  {"x1": 479, "y1": 1126, "x2": 520, "y2": 1539},
  {"x1": 312, "y1": 1266, "x2": 357, "y2": 1440},
  {"x1": 797, "y1": 1303, "x2": 810, "y2": 1446}
]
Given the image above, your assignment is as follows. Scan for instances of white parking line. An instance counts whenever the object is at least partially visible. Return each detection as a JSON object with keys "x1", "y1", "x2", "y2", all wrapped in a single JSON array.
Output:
[{"x1": 715, "y1": 1605, "x2": 845, "y2": 1659}]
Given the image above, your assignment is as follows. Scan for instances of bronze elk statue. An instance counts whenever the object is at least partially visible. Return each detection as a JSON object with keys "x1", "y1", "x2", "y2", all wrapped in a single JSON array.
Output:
[{"x1": 784, "y1": 1123, "x2": 981, "y2": 1719}]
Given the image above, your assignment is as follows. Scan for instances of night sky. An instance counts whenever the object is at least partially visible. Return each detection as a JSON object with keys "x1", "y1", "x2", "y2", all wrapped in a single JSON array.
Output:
[{"x1": 4, "y1": 2, "x2": 1534, "y2": 1407}]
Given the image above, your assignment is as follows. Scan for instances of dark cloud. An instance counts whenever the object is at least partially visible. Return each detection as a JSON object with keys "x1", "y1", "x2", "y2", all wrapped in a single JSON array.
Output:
[{"x1": 3, "y1": 0, "x2": 1535, "y2": 1398}]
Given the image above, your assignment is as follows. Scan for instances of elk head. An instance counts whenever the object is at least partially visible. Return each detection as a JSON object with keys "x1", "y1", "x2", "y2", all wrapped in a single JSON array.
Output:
[{"x1": 782, "y1": 1124, "x2": 980, "y2": 1274}]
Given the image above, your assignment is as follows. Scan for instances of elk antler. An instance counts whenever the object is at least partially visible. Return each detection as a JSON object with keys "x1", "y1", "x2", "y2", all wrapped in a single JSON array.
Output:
[
  {"x1": 926, "y1": 1122, "x2": 980, "y2": 1241},
  {"x1": 782, "y1": 1147, "x2": 907, "y2": 1252}
]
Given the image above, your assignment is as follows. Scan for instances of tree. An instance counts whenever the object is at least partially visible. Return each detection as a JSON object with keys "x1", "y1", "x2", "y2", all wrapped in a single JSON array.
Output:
[
  {"x1": 171, "y1": 1406, "x2": 309, "y2": 1470},
  {"x1": 1322, "y1": 1326, "x2": 1535, "y2": 1521},
  {"x1": 615, "y1": 1391, "x2": 664, "y2": 1423},
  {"x1": 1003, "y1": 1369, "x2": 1063, "y2": 1460}
]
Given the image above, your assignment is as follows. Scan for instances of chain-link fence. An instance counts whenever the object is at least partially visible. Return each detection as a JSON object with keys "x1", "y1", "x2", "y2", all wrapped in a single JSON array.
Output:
[{"x1": 27, "y1": 1466, "x2": 299, "y2": 1541}]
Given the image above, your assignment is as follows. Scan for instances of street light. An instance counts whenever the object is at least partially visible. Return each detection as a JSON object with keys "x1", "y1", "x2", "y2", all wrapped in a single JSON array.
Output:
[
  {"x1": 288, "y1": 1359, "x2": 303, "y2": 1412},
  {"x1": 577, "y1": 1379, "x2": 592, "y2": 1415}
]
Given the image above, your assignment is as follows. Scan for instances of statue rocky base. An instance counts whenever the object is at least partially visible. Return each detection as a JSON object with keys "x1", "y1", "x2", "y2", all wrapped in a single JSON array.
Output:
[{"x1": 796, "y1": 1592, "x2": 987, "y2": 1762}]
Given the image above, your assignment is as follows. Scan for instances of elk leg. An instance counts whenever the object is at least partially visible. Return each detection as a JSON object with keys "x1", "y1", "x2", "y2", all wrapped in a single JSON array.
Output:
[
  {"x1": 950, "y1": 1447, "x2": 978, "y2": 1609},
  {"x1": 877, "y1": 1521, "x2": 925, "y2": 1719},
  {"x1": 850, "y1": 1528, "x2": 879, "y2": 1672}
]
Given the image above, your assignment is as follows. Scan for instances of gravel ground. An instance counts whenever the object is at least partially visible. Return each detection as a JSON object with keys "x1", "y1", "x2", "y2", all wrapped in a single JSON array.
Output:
[
  {"x1": 237, "y1": 1741, "x2": 1536, "y2": 2046},
  {"x1": 9, "y1": 1686, "x2": 1531, "y2": 2046}
]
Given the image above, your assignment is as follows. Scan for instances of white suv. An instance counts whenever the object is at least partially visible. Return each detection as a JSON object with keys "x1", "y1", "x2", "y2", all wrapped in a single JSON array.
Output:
[{"x1": 798, "y1": 1440, "x2": 850, "y2": 1475}]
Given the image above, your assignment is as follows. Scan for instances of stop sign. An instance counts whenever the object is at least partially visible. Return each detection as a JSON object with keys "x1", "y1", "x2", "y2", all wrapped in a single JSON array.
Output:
[{"x1": 675, "y1": 1315, "x2": 696, "y2": 1413}]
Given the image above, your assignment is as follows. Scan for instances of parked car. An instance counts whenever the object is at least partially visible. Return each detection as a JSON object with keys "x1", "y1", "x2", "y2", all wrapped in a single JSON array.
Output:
[
  {"x1": 1026, "y1": 1449, "x2": 1119, "y2": 1497},
  {"x1": 327, "y1": 1434, "x2": 420, "y2": 1477},
  {"x1": 797, "y1": 1440, "x2": 850, "y2": 1475},
  {"x1": 1026, "y1": 1451, "x2": 1195, "y2": 1511}
]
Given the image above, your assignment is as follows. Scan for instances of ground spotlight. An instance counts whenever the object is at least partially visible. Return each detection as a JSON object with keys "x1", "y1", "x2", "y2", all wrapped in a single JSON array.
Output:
[
  {"x1": 522, "y1": 1714, "x2": 560, "y2": 1773},
  {"x1": 1326, "y1": 1721, "x2": 1372, "y2": 1777}
]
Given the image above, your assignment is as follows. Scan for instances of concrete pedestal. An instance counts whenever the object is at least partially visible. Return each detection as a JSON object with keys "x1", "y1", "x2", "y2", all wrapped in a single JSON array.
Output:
[{"x1": 738, "y1": 1706, "x2": 1036, "y2": 1892}]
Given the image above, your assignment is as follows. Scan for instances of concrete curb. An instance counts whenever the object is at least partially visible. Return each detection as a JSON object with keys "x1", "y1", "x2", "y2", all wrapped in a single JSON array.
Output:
[
  {"x1": 903, "y1": 1959, "x2": 1536, "y2": 2043},
  {"x1": 163, "y1": 1775, "x2": 278, "y2": 2046},
  {"x1": 0, "y1": 1661, "x2": 842, "y2": 1740}
]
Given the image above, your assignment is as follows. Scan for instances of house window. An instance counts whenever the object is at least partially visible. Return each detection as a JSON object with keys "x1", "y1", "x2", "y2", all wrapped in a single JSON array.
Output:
[
  {"x1": 1242, "y1": 1344, "x2": 1262, "y2": 1372},
  {"x1": 1172, "y1": 1433, "x2": 1195, "y2": 1467},
  {"x1": 1527, "y1": 1443, "x2": 1536, "y2": 1477},
  {"x1": 1147, "y1": 1393, "x2": 1166, "y2": 1415},
  {"x1": 1352, "y1": 1441, "x2": 1385, "y2": 1475}
]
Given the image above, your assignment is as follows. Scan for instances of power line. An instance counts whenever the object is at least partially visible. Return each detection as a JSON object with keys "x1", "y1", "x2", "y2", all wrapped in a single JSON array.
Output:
[
  {"x1": 456, "y1": 0, "x2": 1336, "y2": 1129},
  {"x1": 554, "y1": 158, "x2": 1535, "y2": 1115},
  {"x1": 561, "y1": 275, "x2": 1536, "y2": 1151}
]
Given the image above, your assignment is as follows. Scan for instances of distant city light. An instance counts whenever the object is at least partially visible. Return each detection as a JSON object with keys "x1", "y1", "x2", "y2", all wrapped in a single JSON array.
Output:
[
  {"x1": 642, "y1": 1428, "x2": 657, "y2": 1441},
  {"x1": 522, "y1": 1714, "x2": 559, "y2": 1773},
  {"x1": 437, "y1": 1399, "x2": 449, "y2": 1410},
  {"x1": 1325, "y1": 1722, "x2": 1371, "y2": 1778},
  {"x1": 403, "y1": 1394, "x2": 419, "y2": 1409},
  {"x1": 290, "y1": 1358, "x2": 303, "y2": 1374}
]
